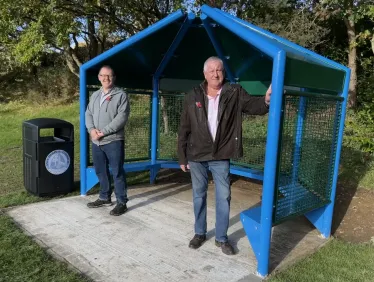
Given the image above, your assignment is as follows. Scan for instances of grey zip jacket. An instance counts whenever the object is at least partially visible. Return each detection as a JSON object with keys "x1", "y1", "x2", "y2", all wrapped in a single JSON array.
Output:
[{"x1": 85, "y1": 87, "x2": 130, "y2": 145}]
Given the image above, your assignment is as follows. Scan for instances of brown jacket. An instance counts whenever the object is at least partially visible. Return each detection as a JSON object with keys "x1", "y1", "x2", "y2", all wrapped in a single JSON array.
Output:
[{"x1": 177, "y1": 82, "x2": 269, "y2": 165}]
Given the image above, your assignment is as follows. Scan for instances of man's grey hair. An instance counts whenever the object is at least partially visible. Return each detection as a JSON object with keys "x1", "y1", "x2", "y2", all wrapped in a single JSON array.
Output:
[{"x1": 203, "y1": 56, "x2": 224, "y2": 72}]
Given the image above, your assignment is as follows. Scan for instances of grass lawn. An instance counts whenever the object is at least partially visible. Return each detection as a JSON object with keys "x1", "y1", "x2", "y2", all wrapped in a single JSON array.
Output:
[
  {"x1": 0, "y1": 101, "x2": 81, "y2": 208},
  {"x1": 0, "y1": 100, "x2": 373, "y2": 281},
  {"x1": 0, "y1": 212, "x2": 91, "y2": 282},
  {"x1": 269, "y1": 240, "x2": 374, "y2": 282}
]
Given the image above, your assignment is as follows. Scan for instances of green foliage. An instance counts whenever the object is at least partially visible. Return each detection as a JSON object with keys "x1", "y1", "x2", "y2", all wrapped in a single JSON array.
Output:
[
  {"x1": 0, "y1": 0, "x2": 184, "y2": 76},
  {"x1": 12, "y1": 19, "x2": 46, "y2": 66},
  {"x1": 344, "y1": 110, "x2": 374, "y2": 154},
  {"x1": 343, "y1": 60, "x2": 374, "y2": 154},
  {"x1": 0, "y1": 65, "x2": 79, "y2": 103}
]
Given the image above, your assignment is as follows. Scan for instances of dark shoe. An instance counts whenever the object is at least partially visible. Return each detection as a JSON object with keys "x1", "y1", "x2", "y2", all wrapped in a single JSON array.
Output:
[
  {"x1": 110, "y1": 203, "x2": 128, "y2": 216},
  {"x1": 87, "y1": 199, "x2": 112, "y2": 208},
  {"x1": 215, "y1": 240, "x2": 235, "y2": 255},
  {"x1": 189, "y1": 234, "x2": 206, "y2": 249}
]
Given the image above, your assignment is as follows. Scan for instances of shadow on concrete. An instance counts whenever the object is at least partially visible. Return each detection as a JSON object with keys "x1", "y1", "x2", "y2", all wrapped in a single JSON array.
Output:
[{"x1": 127, "y1": 183, "x2": 191, "y2": 212}]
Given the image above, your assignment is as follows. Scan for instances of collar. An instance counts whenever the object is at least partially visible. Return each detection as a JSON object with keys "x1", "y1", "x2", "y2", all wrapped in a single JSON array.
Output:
[
  {"x1": 101, "y1": 87, "x2": 114, "y2": 95},
  {"x1": 207, "y1": 88, "x2": 222, "y2": 100}
]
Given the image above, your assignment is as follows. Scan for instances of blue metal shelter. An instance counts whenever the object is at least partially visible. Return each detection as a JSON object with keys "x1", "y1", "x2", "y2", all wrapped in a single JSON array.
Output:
[{"x1": 79, "y1": 5, "x2": 350, "y2": 277}]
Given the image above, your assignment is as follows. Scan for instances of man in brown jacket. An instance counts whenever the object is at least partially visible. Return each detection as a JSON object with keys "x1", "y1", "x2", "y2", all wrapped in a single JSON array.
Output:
[{"x1": 178, "y1": 56, "x2": 271, "y2": 255}]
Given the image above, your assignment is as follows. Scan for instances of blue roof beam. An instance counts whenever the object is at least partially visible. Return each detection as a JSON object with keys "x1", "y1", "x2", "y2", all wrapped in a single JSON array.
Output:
[
  {"x1": 214, "y1": 8, "x2": 349, "y2": 73},
  {"x1": 81, "y1": 9, "x2": 186, "y2": 72},
  {"x1": 154, "y1": 12, "x2": 195, "y2": 79},
  {"x1": 236, "y1": 54, "x2": 262, "y2": 78},
  {"x1": 201, "y1": 5, "x2": 281, "y2": 59},
  {"x1": 200, "y1": 14, "x2": 236, "y2": 83}
]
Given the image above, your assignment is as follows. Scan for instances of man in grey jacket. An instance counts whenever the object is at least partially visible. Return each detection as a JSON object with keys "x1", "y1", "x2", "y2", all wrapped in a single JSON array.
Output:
[{"x1": 85, "y1": 65, "x2": 130, "y2": 216}]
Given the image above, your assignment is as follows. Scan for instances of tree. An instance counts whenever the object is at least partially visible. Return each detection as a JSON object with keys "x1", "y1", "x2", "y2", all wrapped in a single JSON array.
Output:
[
  {"x1": 314, "y1": 0, "x2": 374, "y2": 108},
  {"x1": 238, "y1": 1, "x2": 330, "y2": 51},
  {"x1": 0, "y1": 0, "x2": 183, "y2": 78}
]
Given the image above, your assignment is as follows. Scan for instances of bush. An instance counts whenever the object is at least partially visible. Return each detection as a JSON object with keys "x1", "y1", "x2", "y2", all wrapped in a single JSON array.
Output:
[
  {"x1": 1, "y1": 66, "x2": 78, "y2": 104},
  {"x1": 343, "y1": 65, "x2": 374, "y2": 155},
  {"x1": 344, "y1": 110, "x2": 374, "y2": 154}
]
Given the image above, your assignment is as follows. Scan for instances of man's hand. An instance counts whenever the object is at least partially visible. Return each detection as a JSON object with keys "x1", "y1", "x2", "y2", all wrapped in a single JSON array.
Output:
[
  {"x1": 90, "y1": 129, "x2": 102, "y2": 141},
  {"x1": 180, "y1": 164, "x2": 190, "y2": 172},
  {"x1": 265, "y1": 84, "x2": 271, "y2": 106}
]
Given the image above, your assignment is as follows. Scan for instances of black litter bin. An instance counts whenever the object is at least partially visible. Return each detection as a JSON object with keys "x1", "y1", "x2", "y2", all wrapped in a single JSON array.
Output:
[{"x1": 23, "y1": 118, "x2": 74, "y2": 197}]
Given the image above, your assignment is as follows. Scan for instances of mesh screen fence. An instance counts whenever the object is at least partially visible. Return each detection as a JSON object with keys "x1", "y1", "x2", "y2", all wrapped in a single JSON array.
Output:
[
  {"x1": 156, "y1": 94, "x2": 269, "y2": 166},
  {"x1": 88, "y1": 91, "x2": 151, "y2": 165},
  {"x1": 84, "y1": 89, "x2": 343, "y2": 226},
  {"x1": 158, "y1": 94, "x2": 184, "y2": 160},
  {"x1": 232, "y1": 114, "x2": 268, "y2": 169},
  {"x1": 125, "y1": 93, "x2": 151, "y2": 161},
  {"x1": 273, "y1": 93, "x2": 342, "y2": 224}
]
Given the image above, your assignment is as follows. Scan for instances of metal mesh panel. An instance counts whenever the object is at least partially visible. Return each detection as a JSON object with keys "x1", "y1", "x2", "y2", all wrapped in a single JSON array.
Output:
[
  {"x1": 158, "y1": 94, "x2": 184, "y2": 160},
  {"x1": 157, "y1": 93, "x2": 268, "y2": 165},
  {"x1": 274, "y1": 94, "x2": 342, "y2": 224},
  {"x1": 125, "y1": 93, "x2": 151, "y2": 161},
  {"x1": 88, "y1": 91, "x2": 151, "y2": 165},
  {"x1": 232, "y1": 114, "x2": 268, "y2": 170}
]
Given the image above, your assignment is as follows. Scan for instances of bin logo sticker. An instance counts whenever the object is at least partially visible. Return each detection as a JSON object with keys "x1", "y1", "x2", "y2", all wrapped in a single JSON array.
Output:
[{"x1": 45, "y1": 150, "x2": 70, "y2": 175}]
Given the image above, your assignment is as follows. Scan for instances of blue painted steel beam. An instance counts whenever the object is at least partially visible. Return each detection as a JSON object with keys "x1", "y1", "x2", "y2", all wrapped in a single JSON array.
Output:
[
  {"x1": 214, "y1": 8, "x2": 349, "y2": 72},
  {"x1": 151, "y1": 78, "x2": 159, "y2": 165},
  {"x1": 236, "y1": 54, "x2": 261, "y2": 78},
  {"x1": 258, "y1": 50, "x2": 286, "y2": 277},
  {"x1": 200, "y1": 5, "x2": 280, "y2": 59},
  {"x1": 292, "y1": 95, "x2": 307, "y2": 182},
  {"x1": 80, "y1": 10, "x2": 185, "y2": 71},
  {"x1": 230, "y1": 166, "x2": 264, "y2": 181},
  {"x1": 79, "y1": 68, "x2": 88, "y2": 195},
  {"x1": 154, "y1": 12, "x2": 195, "y2": 78},
  {"x1": 200, "y1": 14, "x2": 236, "y2": 82},
  {"x1": 151, "y1": 13, "x2": 194, "y2": 183},
  {"x1": 86, "y1": 168, "x2": 99, "y2": 191},
  {"x1": 150, "y1": 78, "x2": 161, "y2": 183}
]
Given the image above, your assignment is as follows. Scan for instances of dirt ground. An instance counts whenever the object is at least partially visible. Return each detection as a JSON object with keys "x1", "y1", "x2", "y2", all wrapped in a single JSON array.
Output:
[
  {"x1": 157, "y1": 169, "x2": 374, "y2": 244},
  {"x1": 332, "y1": 185, "x2": 374, "y2": 243}
]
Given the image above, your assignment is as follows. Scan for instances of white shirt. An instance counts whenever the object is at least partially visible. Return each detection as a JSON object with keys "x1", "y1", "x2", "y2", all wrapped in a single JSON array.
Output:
[{"x1": 207, "y1": 88, "x2": 222, "y2": 141}]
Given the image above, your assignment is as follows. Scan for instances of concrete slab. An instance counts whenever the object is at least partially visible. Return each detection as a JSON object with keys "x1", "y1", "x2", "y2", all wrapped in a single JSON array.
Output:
[{"x1": 7, "y1": 181, "x2": 326, "y2": 282}]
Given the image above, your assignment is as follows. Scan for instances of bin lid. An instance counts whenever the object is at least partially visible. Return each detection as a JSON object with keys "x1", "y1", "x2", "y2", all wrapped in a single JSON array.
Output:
[{"x1": 23, "y1": 118, "x2": 73, "y2": 129}]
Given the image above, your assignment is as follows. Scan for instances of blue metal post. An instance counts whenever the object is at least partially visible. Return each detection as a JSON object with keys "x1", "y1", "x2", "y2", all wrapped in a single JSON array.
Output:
[
  {"x1": 149, "y1": 13, "x2": 194, "y2": 184},
  {"x1": 150, "y1": 78, "x2": 159, "y2": 183},
  {"x1": 200, "y1": 14, "x2": 236, "y2": 82},
  {"x1": 200, "y1": 5, "x2": 283, "y2": 277},
  {"x1": 79, "y1": 67, "x2": 88, "y2": 195},
  {"x1": 305, "y1": 69, "x2": 351, "y2": 237},
  {"x1": 292, "y1": 95, "x2": 307, "y2": 183},
  {"x1": 258, "y1": 50, "x2": 286, "y2": 277}
]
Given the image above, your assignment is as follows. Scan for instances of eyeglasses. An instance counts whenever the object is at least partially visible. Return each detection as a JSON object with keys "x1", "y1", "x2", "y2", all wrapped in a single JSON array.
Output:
[
  {"x1": 207, "y1": 69, "x2": 224, "y2": 74},
  {"x1": 99, "y1": 74, "x2": 115, "y2": 79}
]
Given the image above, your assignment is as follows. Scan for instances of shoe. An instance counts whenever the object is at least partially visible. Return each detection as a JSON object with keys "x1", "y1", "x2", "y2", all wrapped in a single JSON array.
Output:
[
  {"x1": 189, "y1": 234, "x2": 206, "y2": 249},
  {"x1": 110, "y1": 203, "x2": 128, "y2": 216},
  {"x1": 87, "y1": 198, "x2": 112, "y2": 208},
  {"x1": 215, "y1": 240, "x2": 235, "y2": 255}
]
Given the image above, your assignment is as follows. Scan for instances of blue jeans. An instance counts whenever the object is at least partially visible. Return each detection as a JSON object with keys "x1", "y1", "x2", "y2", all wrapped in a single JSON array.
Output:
[
  {"x1": 92, "y1": 140, "x2": 128, "y2": 204},
  {"x1": 189, "y1": 160, "x2": 231, "y2": 242}
]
